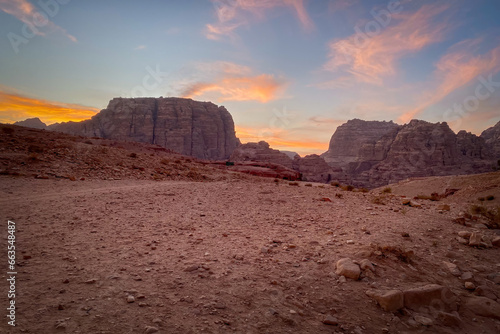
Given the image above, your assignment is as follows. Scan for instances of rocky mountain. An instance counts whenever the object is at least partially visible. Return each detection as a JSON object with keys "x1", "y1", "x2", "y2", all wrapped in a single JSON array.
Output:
[
  {"x1": 322, "y1": 119, "x2": 500, "y2": 188},
  {"x1": 230, "y1": 141, "x2": 340, "y2": 183},
  {"x1": 14, "y1": 117, "x2": 47, "y2": 129},
  {"x1": 481, "y1": 120, "x2": 500, "y2": 159},
  {"x1": 49, "y1": 97, "x2": 240, "y2": 160}
]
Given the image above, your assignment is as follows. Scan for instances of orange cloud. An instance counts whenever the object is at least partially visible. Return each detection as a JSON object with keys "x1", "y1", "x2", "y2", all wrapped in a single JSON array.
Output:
[
  {"x1": 324, "y1": 4, "x2": 449, "y2": 85},
  {"x1": 182, "y1": 74, "x2": 286, "y2": 103},
  {"x1": 235, "y1": 125, "x2": 328, "y2": 156},
  {"x1": 0, "y1": 90, "x2": 98, "y2": 125},
  {"x1": 0, "y1": 0, "x2": 77, "y2": 42},
  {"x1": 398, "y1": 40, "x2": 500, "y2": 123},
  {"x1": 206, "y1": 0, "x2": 313, "y2": 40}
]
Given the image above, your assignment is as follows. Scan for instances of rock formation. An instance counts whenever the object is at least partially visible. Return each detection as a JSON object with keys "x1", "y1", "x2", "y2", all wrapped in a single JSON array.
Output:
[
  {"x1": 481, "y1": 120, "x2": 500, "y2": 159},
  {"x1": 230, "y1": 141, "x2": 294, "y2": 169},
  {"x1": 292, "y1": 154, "x2": 342, "y2": 183},
  {"x1": 322, "y1": 119, "x2": 500, "y2": 188},
  {"x1": 50, "y1": 97, "x2": 240, "y2": 160},
  {"x1": 14, "y1": 117, "x2": 47, "y2": 129}
]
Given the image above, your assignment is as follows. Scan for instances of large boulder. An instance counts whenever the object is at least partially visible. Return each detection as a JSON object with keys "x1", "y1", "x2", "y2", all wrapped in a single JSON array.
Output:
[{"x1": 50, "y1": 97, "x2": 240, "y2": 160}]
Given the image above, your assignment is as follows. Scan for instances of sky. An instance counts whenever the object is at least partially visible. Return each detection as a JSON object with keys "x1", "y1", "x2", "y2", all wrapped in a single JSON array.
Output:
[{"x1": 1, "y1": 0, "x2": 500, "y2": 156}]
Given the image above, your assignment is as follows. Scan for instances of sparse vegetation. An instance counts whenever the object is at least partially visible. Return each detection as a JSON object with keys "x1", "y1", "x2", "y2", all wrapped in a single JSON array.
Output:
[
  {"x1": 373, "y1": 244, "x2": 414, "y2": 263},
  {"x1": 84, "y1": 140, "x2": 93, "y2": 145},
  {"x1": 160, "y1": 158, "x2": 170, "y2": 165},
  {"x1": 288, "y1": 182, "x2": 299, "y2": 186},
  {"x1": 486, "y1": 195, "x2": 495, "y2": 201},
  {"x1": 382, "y1": 187, "x2": 392, "y2": 194},
  {"x1": 414, "y1": 193, "x2": 441, "y2": 201},
  {"x1": 371, "y1": 196, "x2": 386, "y2": 205},
  {"x1": 304, "y1": 183, "x2": 313, "y2": 187},
  {"x1": 470, "y1": 205, "x2": 500, "y2": 228},
  {"x1": 330, "y1": 181, "x2": 340, "y2": 187},
  {"x1": 335, "y1": 193, "x2": 343, "y2": 199},
  {"x1": 28, "y1": 144, "x2": 44, "y2": 153},
  {"x1": 128, "y1": 152, "x2": 137, "y2": 158},
  {"x1": 358, "y1": 188, "x2": 369, "y2": 193},
  {"x1": 341, "y1": 185, "x2": 354, "y2": 191}
]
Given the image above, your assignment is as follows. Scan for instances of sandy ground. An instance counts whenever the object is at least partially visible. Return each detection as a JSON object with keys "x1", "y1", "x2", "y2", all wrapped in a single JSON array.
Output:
[{"x1": 1, "y1": 176, "x2": 500, "y2": 334}]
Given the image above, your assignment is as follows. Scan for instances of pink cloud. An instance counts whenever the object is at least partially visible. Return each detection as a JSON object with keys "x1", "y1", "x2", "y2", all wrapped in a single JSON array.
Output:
[
  {"x1": 323, "y1": 4, "x2": 450, "y2": 85},
  {"x1": 206, "y1": 0, "x2": 314, "y2": 40},
  {"x1": 0, "y1": 0, "x2": 77, "y2": 42}
]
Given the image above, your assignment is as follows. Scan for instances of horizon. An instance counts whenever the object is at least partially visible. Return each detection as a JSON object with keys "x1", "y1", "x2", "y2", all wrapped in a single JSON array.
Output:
[{"x1": 1, "y1": 0, "x2": 500, "y2": 156}]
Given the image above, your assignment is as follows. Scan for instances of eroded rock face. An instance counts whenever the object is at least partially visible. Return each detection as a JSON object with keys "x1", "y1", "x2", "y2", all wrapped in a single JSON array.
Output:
[
  {"x1": 481, "y1": 121, "x2": 500, "y2": 159},
  {"x1": 292, "y1": 154, "x2": 340, "y2": 183},
  {"x1": 14, "y1": 117, "x2": 47, "y2": 129},
  {"x1": 50, "y1": 97, "x2": 240, "y2": 160},
  {"x1": 230, "y1": 141, "x2": 294, "y2": 169},
  {"x1": 321, "y1": 119, "x2": 499, "y2": 188}
]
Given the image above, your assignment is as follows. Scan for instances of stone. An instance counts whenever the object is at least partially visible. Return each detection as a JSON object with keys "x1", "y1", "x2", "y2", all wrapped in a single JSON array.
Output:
[
  {"x1": 338, "y1": 276, "x2": 347, "y2": 283},
  {"x1": 144, "y1": 326, "x2": 159, "y2": 334},
  {"x1": 50, "y1": 97, "x2": 240, "y2": 160},
  {"x1": 414, "y1": 315, "x2": 433, "y2": 326},
  {"x1": 442, "y1": 261, "x2": 461, "y2": 277},
  {"x1": 492, "y1": 236, "x2": 500, "y2": 247},
  {"x1": 487, "y1": 273, "x2": 500, "y2": 284},
  {"x1": 403, "y1": 284, "x2": 456, "y2": 312},
  {"x1": 127, "y1": 295, "x2": 135, "y2": 303},
  {"x1": 365, "y1": 289, "x2": 404, "y2": 312},
  {"x1": 456, "y1": 237, "x2": 468, "y2": 245},
  {"x1": 437, "y1": 311, "x2": 462, "y2": 327},
  {"x1": 465, "y1": 282, "x2": 475, "y2": 290},
  {"x1": 322, "y1": 315, "x2": 339, "y2": 326},
  {"x1": 460, "y1": 272, "x2": 474, "y2": 282},
  {"x1": 336, "y1": 258, "x2": 360, "y2": 280},
  {"x1": 480, "y1": 120, "x2": 500, "y2": 158},
  {"x1": 359, "y1": 259, "x2": 375, "y2": 272},
  {"x1": 464, "y1": 296, "x2": 500, "y2": 319},
  {"x1": 469, "y1": 232, "x2": 483, "y2": 247},
  {"x1": 475, "y1": 285, "x2": 498, "y2": 300},
  {"x1": 457, "y1": 231, "x2": 471, "y2": 238}
]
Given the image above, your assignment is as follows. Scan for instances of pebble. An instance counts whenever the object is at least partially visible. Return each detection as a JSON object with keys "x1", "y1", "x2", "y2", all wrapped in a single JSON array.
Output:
[
  {"x1": 127, "y1": 295, "x2": 135, "y2": 303},
  {"x1": 144, "y1": 326, "x2": 159, "y2": 334},
  {"x1": 465, "y1": 282, "x2": 475, "y2": 290},
  {"x1": 322, "y1": 315, "x2": 339, "y2": 326}
]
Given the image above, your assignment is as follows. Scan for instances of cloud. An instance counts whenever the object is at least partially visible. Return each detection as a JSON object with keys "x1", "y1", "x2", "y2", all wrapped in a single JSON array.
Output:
[
  {"x1": 323, "y1": 4, "x2": 450, "y2": 85},
  {"x1": 134, "y1": 45, "x2": 146, "y2": 50},
  {"x1": 205, "y1": 0, "x2": 314, "y2": 40},
  {"x1": 0, "y1": 90, "x2": 98, "y2": 125},
  {"x1": 398, "y1": 40, "x2": 500, "y2": 123},
  {"x1": 0, "y1": 0, "x2": 77, "y2": 42},
  {"x1": 178, "y1": 61, "x2": 288, "y2": 103}
]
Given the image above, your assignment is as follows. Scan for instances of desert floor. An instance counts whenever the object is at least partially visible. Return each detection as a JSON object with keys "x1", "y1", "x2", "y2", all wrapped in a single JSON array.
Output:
[{"x1": 1, "y1": 175, "x2": 500, "y2": 334}]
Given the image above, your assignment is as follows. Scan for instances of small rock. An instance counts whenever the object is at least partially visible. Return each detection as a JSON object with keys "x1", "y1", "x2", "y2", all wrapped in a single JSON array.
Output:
[
  {"x1": 464, "y1": 296, "x2": 500, "y2": 319},
  {"x1": 338, "y1": 276, "x2": 347, "y2": 284},
  {"x1": 437, "y1": 311, "x2": 462, "y2": 327},
  {"x1": 460, "y1": 272, "x2": 474, "y2": 282},
  {"x1": 414, "y1": 315, "x2": 433, "y2": 326},
  {"x1": 475, "y1": 224, "x2": 488, "y2": 229},
  {"x1": 336, "y1": 258, "x2": 360, "y2": 280},
  {"x1": 469, "y1": 232, "x2": 483, "y2": 247},
  {"x1": 442, "y1": 261, "x2": 461, "y2": 277},
  {"x1": 127, "y1": 295, "x2": 135, "y2": 303},
  {"x1": 465, "y1": 282, "x2": 475, "y2": 290},
  {"x1": 144, "y1": 326, "x2": 159, "y2": 334},
  {"x1": 366, "y1": 289, "x2": 404, "y2": 312},
  {"x1": 456, "y1": 237, "x2": 468, "y2": 245},
  {"x1": 359, "y1": 259, "x2": 375, "y2": 272},
  {"x1": 404, "y1": 284, "x2": 456, "y2": 312},
  {"x1": 322, "y1": 315, "x2": 339, "y2": 326},
  {"x1": 457, "y1": 231, "x2": 471, "y2": 238},
  {"x1": 346, "y1": 240, "x2": 355, "y2": 245},
  {"x1": 492, "y1": 236, "x2": 500, "y2": 247},
  {"x1": 289, "y1": 310, "x2": 297, "y2": 314},
  {"x1": 85, "y1": 279, "x2": 97, "y2": 284},
  {"x1": 261, "y1": 247, "x2": 270, "y2": 254},
  {"x1": 185, "y1": 265, "x2": 199, "y2": 272}
]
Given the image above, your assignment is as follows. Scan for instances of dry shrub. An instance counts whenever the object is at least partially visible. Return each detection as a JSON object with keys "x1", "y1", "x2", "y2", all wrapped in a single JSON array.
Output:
[
  {"x1": 341, "y1": 185, "x2": 354, "y2": 191},
  {"x1": 382, "y1": 187, "x2": 392, "y2": 193},
  {"x1": 289, "y1": 182, "x2": 299, "y2": 186},
  {"x1": 374, "y1": 244, "x2": 414, "y2": 263},
  {"x1": 371, "y1": 196, "x2": 386, "y2": 205},
  {"x1": 335, "y1": 193, "x2": 343, "y2": 199},
  {"x1": 330, "y1": 181, "x2": 340, "y2": 187},
  {"x1": 358, "y1": 188, "x2": 369, "y2": 193},
  {"x1": 128, "y1": 152, "x2": 137, "y2": 158},
  {"x1": 470, "y1": 205, "x2": 500, "y2": 228},
  {"x1": 304, "y1": 183, "x2": 313, "y2": 187},
  {"x1": 160, "y1": 158, "x2": 171, "y2": 165}
]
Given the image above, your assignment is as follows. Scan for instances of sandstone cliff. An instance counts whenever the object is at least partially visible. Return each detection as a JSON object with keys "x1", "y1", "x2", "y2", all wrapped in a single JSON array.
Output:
[
  {"x1": 50, "y1": 97, "x2": 240, "y2": 160},
  {"x1": 230, "y1": 141, "x2": 294, "y2": 169},
  {"x1": 322, "y1": 119, "x2": 499, "y2": 188},
  {"x1": 481, "y1": 121, "x2": 500, "y2": 159}
]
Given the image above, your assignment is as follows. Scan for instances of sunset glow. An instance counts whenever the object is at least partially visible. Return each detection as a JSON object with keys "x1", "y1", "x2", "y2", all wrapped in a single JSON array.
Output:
[{"x1": 1, "y1": 1, "x2": 499, "y2": 155}]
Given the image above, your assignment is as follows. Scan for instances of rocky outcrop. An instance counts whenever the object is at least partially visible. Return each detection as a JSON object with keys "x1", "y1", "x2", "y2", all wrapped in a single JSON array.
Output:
[
  {"x1": 230, "y1": 141, "x2": 340, "y2": 183},
  {"x1": 292, "y1": 154, "x2": 342, "y2": 183},
  {"x1": 481, "y1": 121, "x2": 500, "y2": 159},
  {"x1": 14, "y1": 117, "x2": 47, "y2": 129},
  {"x1": 50, "y1": 97, "x2": 240, "y2": 160},
  {"x1": 322, "y1": 119, "x2": 499, "y2": 188},
  {"x1": 230, "y1": 141, "x2": 294, "y2": 169}
]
